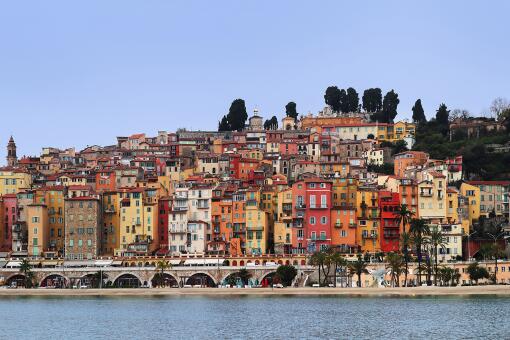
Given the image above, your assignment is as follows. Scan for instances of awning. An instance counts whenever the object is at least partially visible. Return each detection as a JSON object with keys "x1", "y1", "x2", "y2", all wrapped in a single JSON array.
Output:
[
  {"x1": 204, "y1": 258, "x2": 224, "y2": 265},
  {"x1": 183, "y1": 259, "x2": 204, "y2": 266},
  {"x1": 168, "y1": 259, "x2": 182, "y2": 265},
  {"x1": 29, "y1": 260, "x2": 41, "y2": 266},
  {"x1": 42, "y1": 260, "x2": 60, "y2": 267},
  {"x1": 0, "y1": 252, "x2": 9, "y2": 259},
  {"x1": 0, "y1": 260, "x2": 7, "y2": 268},
  {"x1": 111, "y1": 260, "x2": 124, "y2": 266},
  {"x1": 63, "y1": 260, "x2": 95, "y2": 267},
  {"x1": 5, "y1": 261, "x2": 21, "y2": 268},
  {"x1": 94, "y1": 260, "x2": 113, "y2": 266}
]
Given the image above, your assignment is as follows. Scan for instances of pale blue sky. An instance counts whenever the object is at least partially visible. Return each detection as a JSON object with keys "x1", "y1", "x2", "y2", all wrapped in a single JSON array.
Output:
[{"x1": 1, "y1": 1, "x2": 509, "y2": 162}]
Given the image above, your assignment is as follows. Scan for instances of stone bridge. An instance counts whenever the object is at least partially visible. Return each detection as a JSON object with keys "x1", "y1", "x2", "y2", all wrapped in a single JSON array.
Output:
[{"x1": 0, "y1": 265, "x2": 314, "y2": 288}]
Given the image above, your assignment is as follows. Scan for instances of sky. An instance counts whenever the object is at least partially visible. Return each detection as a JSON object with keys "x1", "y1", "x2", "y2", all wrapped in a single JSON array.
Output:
[{"x1": 0, "y1": 1, "x2": 509, "y2": 163}]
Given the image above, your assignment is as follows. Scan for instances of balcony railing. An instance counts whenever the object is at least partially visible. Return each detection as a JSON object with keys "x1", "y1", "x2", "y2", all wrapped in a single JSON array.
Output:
[
  {"x1": 362, "y1": 233, "x2": 378, "y2": 239},
  {"x1": 349, "y1": 223, "x2": 357, "y2": 228},
  {"x1": 334, "y1": 222, "x2": 343, "y2": 228},
  {"x1": 295, "y1": 203, "x2": 306, "y2": 209}
]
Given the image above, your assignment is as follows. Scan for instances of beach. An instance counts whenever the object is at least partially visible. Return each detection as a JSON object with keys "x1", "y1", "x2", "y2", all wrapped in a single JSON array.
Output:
[{"x1": 0, "y1": 285, "x2": 509, "y2": 297}]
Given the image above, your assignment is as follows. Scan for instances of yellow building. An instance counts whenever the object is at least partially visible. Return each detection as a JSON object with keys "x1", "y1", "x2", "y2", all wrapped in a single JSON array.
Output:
[
  {"x1": 332, "y1": 178, "x2": 358, "y2": 207},
  {"x1": 117, "y1": 188, "x2": 158, "y2": 256},
  {"x1": 356, "y1": 188, "x2": 380, "y2": 253},
  {"x1": 245, "y1": 189, "x2": 268, "y2": 255},
  {"x1": 460, "y1": 182, "x2": 481, "y2": 227},
  {"x1": 417, "y1": 172, "x2": 447, "y2": 223},
  {"x1": 446, "y1": 188, "x2": 460, "y2": 224},
  {"x1": 274, "y1": 188, "x2": 293, "y2": 254},
  {"x1": 102, "y1": 191, "x2": 121, "y2": 255},
  {"x1": 35, "y1": 187, "x2": 65, "y2": 257},
  {"x1": 0, "y1": 169, "x2": 31, "y2": 195},
  {"x1": 27, "y1": 204, "x2": 49, "y2": 257}
]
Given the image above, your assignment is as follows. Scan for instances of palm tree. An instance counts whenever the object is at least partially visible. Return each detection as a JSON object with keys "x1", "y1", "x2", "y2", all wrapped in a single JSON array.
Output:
[
  {"x1": 19, "y1": 258, "x2": 34, "y2": 288},
  {"x1": 394, "y1": 204, "x2": 415, "y2": 233},
  {"x1": 410, "y1": 218, "x2": 430, "y2": 285},
  {"x1": 426, "y1": 226, "x2": 447, "y2": 286},
  {"x1": 400, "y1": 231, "x2": 412, "y2": 287},
  {"x1": 329, "y1": 252, "x2": 347, "y2": 287},
  {"x1": 348, "y1": 253, "x2": 369, "y2": 288},
  {"x1": 385, "y1": 252, "x2": 406, "y2": 287},
  {"x1": 154, "y1": 260, "x2": 171, "y2": 287},
  {"x1": 309, "y1": 251, "x2": 327, "y2": 286}
]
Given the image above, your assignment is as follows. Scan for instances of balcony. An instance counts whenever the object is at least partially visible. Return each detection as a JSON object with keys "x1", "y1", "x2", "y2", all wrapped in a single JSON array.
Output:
[
  {"x1": 362, "y1": 233, "x2": 378, "y2": 239},
  {"x1": 104, "y1": 208, "x2": 116, "y2": 214},
  {"x1": 383, "y1": 233, "x2": 399, "y2": 239},
  {"x1": 197, "y1": 203, "x2": 210, "y2": 209},
  {"x1": 420, "y1": 191, "x2": 433, "y2": 197},
  {"x1": 308, "y1": 235, "x2": 329, "y2": 241},
  {"x1": 349, "y1": 223, "x2": 357, "y2": 228},
  {"x1": 310, "y1": 204, "x2": 328, "y2": 209},
  {"x1": 334, "y1": 222, "x2": 343, "y2": 228},
  {"x1": 295, "y1": 204, "x2": 306, "y2": 210},
  {"x1": 173, "y1": 206, "x2": 188, "y2": 211},
  {"x1": 247, "y1": 225, "x2": 264, "y2": 231}
]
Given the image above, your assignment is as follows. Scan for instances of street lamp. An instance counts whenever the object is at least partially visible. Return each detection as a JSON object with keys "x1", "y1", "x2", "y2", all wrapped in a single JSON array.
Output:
[{"x1": 467, "y1": 231, "x2": 478, "y2": 261}]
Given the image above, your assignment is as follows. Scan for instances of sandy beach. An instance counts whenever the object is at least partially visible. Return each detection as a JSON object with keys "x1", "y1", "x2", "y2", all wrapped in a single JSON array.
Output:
[{"x1": 0, "y1": 285, "x2": 509, "y2": 297}]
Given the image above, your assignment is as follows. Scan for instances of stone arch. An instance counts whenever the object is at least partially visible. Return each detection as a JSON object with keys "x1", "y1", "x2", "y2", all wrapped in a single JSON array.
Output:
[
  {"x1": 240, "y1": 260, "x2": 245, "y2": 266},
  {"x1": 40, "y1": 273, "x2": 69, "y2": 288},
  {"x1": 144, "y1": 262, "x2": 151, "y2": 267},
  {"x1": 185, "y1": 272, "x2": 216, "y2": 287},
  {"x1": 81, "y1": 272, "x2": 109, "y2": 288},
  {"x1": 277, "y1": 260, "x2": 283, "y2": 265},
  {"x1": 112, "y1": 273, "x2": 142, "y2": 288},
  {"x1": 293, "y1": 260, "x2": 298, "y2": 265},
  {"x1": 223, "y1": 260, "x2": 230, "y2": 266},
  {"x1": 151, "y1": 272, "x2": 178, "y2": 288},
  {"x1": 6, "y1": 274, "x2": 25, "y2": 287},
  {"x1": 232, "y1": 260, "x2": 237, "y2": 266},
  {"x1": 260, "y1": 271, "x2": 279, "y2": 287},
  {"x1": 285, "y1": 260, "x2": 290, "y2": 265},
  {"x1": 255, "y1": 260, "x2": 260, "y2": 265},
  {"x1": 130, "y1": 262, "x2": 136, "y2": 267},
  {"x1": 301, "y1": 260, "x2": 306, "y2": 266}
]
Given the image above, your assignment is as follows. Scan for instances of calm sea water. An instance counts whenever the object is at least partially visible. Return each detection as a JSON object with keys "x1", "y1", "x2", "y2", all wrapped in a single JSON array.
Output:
[{"x1": 0, "y1": 295, "x2": 508, "y2": 339}]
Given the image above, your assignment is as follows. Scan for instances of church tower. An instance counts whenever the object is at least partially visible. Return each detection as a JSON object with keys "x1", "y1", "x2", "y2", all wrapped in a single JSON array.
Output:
[{"x1": 7, "y1": 136, "x2": 17, "y2": 167}]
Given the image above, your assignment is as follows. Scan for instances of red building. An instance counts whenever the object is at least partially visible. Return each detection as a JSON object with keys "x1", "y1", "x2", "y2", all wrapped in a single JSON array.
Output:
[
  {"x1": 292, "y1": 178, "x2": 332, "y2": 253},
  {"x1": 1, "y1": 194, "x2": 17, "y2": 252},
  {"x1": 379, "y1": 191, "x2": 401, "y2": 252},
  {"x1": 157, "y1": 197, "x2": 171, "y2": 254},
  {"x1": 95, "y1": 169, "x2": 116, "y2": 192}
]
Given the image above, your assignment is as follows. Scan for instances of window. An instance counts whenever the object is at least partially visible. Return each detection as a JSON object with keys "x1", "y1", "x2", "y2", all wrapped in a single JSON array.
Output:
[
  {"x1": 341, "y1": 230, "x2": 347, "y2": 237},
  {"x1": 309, "y1": 195, "x2": 316, "y2": 208},
  {"x1": 309, "y1": 217, "x2": 316, "y2": 225},
  {"x1": 321, "y1": 195, "x2": 327, "y2": 208},
  {"x1": 321, "y1": 216, "x2": 327, "y2": 224}
]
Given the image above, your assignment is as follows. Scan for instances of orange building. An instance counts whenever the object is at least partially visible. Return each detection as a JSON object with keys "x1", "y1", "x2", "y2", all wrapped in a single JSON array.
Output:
[
  {"x1": 394, "y1": 151, "x2": 428, "y2": 177},
  {"x1": 330, "y1": 206, "x2": 358, "y2": 252}
]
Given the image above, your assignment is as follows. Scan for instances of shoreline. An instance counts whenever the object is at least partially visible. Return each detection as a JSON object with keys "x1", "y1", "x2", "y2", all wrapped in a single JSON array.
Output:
[{"x1": 0, "y1": 285, "x2": 509, "y2": 297}]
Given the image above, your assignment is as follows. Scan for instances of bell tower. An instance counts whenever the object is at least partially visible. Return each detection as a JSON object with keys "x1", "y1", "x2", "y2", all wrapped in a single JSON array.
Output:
[{"x1": 7, "y1": 136, "x2": 17, "y2": 167}]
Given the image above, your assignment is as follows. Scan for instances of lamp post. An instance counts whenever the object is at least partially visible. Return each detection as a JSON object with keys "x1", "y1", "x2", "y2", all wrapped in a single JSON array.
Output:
[
  {"x1": 467, "y1": 231, "x2": 477, "y2": 261},
  {"x1": 486, "y1": 232, "x2": 505, "y2": 284}
]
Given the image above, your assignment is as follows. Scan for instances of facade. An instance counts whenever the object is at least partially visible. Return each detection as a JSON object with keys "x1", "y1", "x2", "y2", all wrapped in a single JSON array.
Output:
[{"x1": 64, "y1": 197, "x2": 101, "y2": 260}]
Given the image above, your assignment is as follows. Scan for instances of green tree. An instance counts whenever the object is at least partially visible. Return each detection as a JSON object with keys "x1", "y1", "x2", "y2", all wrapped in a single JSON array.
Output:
[
  {"x1": 224, "y1": 98, "x2": 248, "y2": 131},
  {"x1": 435, "y1": 103, "x2": 450, "y2": 136},
  {"x1": 328, "y1": 252, "x2": 348, "y2": 287},
  {"x1": 394, "y1": 204, "x2": 415, "y2": 233},
  {"x1": 19, "y1": 258, "x2": 34, "y2": 288},
  {"x1": 324, "y1": 86, "x2": 342, "y2": 112},
  {"x1": 346, "y1": 87, "x2": 359, "y2": 112},
  {"x1": 362, "y1": 88, "x2": 382, "y2": 113},
  {"x1": 218, "y1": 115, "x2": 230, "y2": 131},
  {"x1": 348, "y1": 253, "x2": 369, "y2": 288},
  {"x1": 400, "y1": 231, "x2": 413, "y2": 287},
  {"x1": 467, "y1": 262, "x2": 489, "y2": 285},
  {"x1": 410, "y1": 218, "x2": 430, "y2": 285},
  {"x1": 309, "y1": 251, "x2": 327, "y2": 286},
  {"x1": 412, "y1": 99, "x2": 427, "y2": 124},
  {"x1": 238, "y1": 268, "x2": 252, "y2": 285},
  {"x1": 153, "y1": 260, "x2": 171, "y2": 287},
  {"x1": 382, "y1": 89, "x2": 400, "y2": 122},
  {"x1": 481, "y1": 243, "x2": 505, "y2": 284},
  {"x1": 386, "y1": 252, "x2": 406, "y2": 287},
  {"x1": 285, "y1": 101, "x2": 298, "y2": 120},
  {"x1": 276, "y1": 265, "x2": 298, "y2": 287},
  {"x1": 426, "y1": 227, "x2": 447, "y2": 285},
  {"x1": 264, "y1": 116, "x2": 278, "y2": 130}
]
